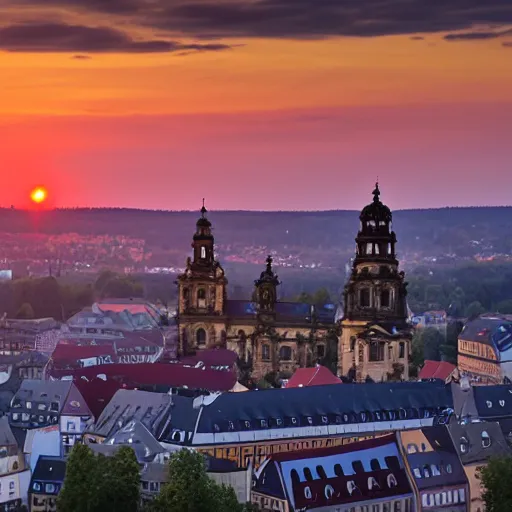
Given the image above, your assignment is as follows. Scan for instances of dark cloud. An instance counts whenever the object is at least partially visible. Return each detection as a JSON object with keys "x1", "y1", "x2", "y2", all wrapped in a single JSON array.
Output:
[
  {"x1": 0, "y1": 0, "x2": 511, "y2": 41},
  {"x1": 72, "y1": 54, "x2": 91, "y2": 59},
  {"x1": 152, "y1": 0, "x2": 512, "y2": 39},
  {"x1": 503, "y1": 41, "x2": 512, "y2": 47},
  {"x1": 0, "y1": 22, "x2": 233, "y2": 52},
  {"x1": 444, "y1": 28, "x2": 512, "y2": 41},
  {"x1": 410, "y1": 36, "x2": 425, "y2": 41}
]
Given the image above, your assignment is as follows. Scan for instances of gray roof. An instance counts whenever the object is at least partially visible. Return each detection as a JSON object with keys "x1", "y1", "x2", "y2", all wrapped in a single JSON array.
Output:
[
  {"x1": 448, "y1": 421, "x2": 511, "y2": 465},
  {"x1": 141, "y1": 462, "x2": 168, "y2": 483},
  {"x1": 0, "y1": 416, "x2": 18, "y2": 449},
  {"x1": 103, "y1": 420, "x2": 164, "y2": 462},
  {"x1": 89, "y1": 389, "x2": 172, "y2": 439},
  {"x1": 9, "y1": 380, "x2": 73, "y2": 429}
]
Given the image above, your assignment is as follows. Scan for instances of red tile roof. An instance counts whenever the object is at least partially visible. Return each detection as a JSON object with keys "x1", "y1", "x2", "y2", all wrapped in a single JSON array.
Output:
[
  {"x1": 285, "y1": 365, "x2": 342, "y2": 388},
  {"x1": 51, "y1": 362, "x2": 237, "y2": 392},
  {"x1": 419, "y1": 360, "x2": 456, "y2": 381}
]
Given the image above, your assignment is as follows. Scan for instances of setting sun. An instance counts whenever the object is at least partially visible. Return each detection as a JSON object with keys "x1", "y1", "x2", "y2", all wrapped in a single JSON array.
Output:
[{"x1": 30, "y1": 187, "x2": 48, "y2": 204}]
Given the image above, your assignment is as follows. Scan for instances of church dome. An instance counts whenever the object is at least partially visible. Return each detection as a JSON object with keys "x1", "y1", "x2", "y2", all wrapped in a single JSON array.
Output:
[
  {"x1": 360, "y1": 182, "x2": 392, "y2": 223},
  {"x1": 196, "y1": 203, "x2": 212, "y2": 229}
]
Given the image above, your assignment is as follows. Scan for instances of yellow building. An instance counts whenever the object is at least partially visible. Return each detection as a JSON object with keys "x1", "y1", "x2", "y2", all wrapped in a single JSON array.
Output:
[{"x1": 176, "y1": 185, "x2": 412, "y2": 382}]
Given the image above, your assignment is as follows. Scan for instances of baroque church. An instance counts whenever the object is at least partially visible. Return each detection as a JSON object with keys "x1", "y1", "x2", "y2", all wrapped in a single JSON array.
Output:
[{"x1": 176, "y1": 185, "x2": 412, "y2": 381}]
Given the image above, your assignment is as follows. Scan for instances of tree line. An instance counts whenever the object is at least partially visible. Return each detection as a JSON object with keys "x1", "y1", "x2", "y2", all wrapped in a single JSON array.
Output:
[{"x1": 57, "y1": 445, "x2": 257, "y2": 512}]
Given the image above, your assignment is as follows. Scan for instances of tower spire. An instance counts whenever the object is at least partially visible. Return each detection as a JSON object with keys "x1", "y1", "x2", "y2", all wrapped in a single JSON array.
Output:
[
  {"x1": 201, "y1": 198, "x2": 207, "y2": 218},
  {"x1": 372, "y1": 181, "x2": 380, "y2": 203}
]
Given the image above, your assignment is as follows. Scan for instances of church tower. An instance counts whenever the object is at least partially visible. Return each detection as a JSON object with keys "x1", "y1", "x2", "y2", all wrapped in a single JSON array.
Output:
[
  {"x1": 176, "y1": 201, "x2": 227, "y2": 353},
  {"x1": 338, "y1": 183, "x2": 411, "y2": 381},
  {"x1": 254, "y1": 255, "x2": 280, "y2": 320}
]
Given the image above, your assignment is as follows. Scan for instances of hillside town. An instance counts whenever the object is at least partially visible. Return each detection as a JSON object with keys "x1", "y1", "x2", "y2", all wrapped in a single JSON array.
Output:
[{"x1": 1, "y1": 185, "x2": 511, "y2": 511}]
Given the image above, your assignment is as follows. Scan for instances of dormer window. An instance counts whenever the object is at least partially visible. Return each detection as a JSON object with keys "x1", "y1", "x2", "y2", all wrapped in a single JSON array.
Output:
[
  {"x1": 482, "y1": 431, "x2": 492, "y2": 448},
  {"x1": 460, "y1": 436, "x2": 469, "y2": 454}
]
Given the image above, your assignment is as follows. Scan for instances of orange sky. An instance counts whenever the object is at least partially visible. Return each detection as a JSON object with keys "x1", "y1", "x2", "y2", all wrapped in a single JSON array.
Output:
[{"x1": 0, "y1": 1, "x2": 511, "y2": 210}]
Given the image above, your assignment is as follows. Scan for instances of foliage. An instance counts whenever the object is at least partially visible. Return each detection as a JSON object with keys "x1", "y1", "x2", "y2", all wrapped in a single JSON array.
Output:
[
  {"x1": 16, "y1": 302, "x2": 35, "y2": 319},
  {"x1": 57, "y1": 444, "x2": 140, "y2": 512},
  {"x1": 478, "y1": 456, "x2": 512, "y2": 512},
  {"x1": 148, "y1": 449, "x2": 250, "y2": 512},
  {"x1": 95, "y1": 269, "x2": 144, "y2": 299}
]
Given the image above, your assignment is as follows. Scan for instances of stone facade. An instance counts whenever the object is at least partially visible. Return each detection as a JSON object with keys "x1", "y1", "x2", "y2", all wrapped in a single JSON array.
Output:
[
  {"x1": 176, "y1": 186, "x2": 412, "y2": 382},
  {"x1": 338, "y1": 183, "x2": 412, "y2": 381}
]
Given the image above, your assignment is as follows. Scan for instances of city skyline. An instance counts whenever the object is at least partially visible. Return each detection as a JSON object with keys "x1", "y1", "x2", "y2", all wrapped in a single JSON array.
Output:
[{"x1": 0, "y1": 0, "x2": 511, "y2": 211}]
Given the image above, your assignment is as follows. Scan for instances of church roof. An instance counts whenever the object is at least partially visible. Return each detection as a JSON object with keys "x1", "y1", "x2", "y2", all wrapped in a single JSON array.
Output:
[{"x1": 285, "y1": 365, "x2": 342, "y2": 388}]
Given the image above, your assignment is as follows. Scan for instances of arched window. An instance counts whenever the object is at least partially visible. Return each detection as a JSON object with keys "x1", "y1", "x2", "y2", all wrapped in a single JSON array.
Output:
[
  {"x1": 279, "y1": 346, "x2": 292, "y2": 361},
  {"x1": 182, "y1": 287, "x2": 189, "y2": 299},
  {"x1": 262, "y1": 344, "x2": 270, "y2": 361},
  {"x1": 196, "y1": 328, "x2": 206, "y2": 346},
  {"x1": 197, "y1": 288, "x2": 206, "y2": 308},
  {"x1": 360, "y1": 289, "x2": 370, "y2": 308},
  {"x1": 381, "y1": 289, "x2": 391, "y2": 308},
  {"x1": 200, "y1": 246, "x2": 206, "y2": 259}
]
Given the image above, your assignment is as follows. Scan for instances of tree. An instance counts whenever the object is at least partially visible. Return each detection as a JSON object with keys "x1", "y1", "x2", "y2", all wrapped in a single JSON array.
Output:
[
  {"x1": 466, "y1": 300, "x2": 485, "y2": 319},
  {"x1": 312, "y1": 287, "x2": 331, "y2": 305},
  {"x1": 57, "y1": 444, "x2": 97, "y2": 512},
  {"x1": 58, "y1": 444, "x2": 140, "y2": 512},
  {"x1": 478, "y1": 456, "x2": 512, "y2": 512},
  {"x1": 16, "y1": 302, "x2": 34, "y2": 319},
  {"x1": 149, "y1": 449, "x2": 246, "y2": 512}
]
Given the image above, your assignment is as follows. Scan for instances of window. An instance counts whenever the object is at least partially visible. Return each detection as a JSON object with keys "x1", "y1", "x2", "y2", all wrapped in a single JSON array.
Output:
[
  {"x1": 67, "y1": 420, "x2": 76, "y2": 432},
  {"x1": 316, "y1": 465, "x2": 327, "y2": 479},
  {"x1": 334, "y1": 464, "x2": 344, "y2": 477},
  {"x1": 482, "y1": 431, "x2": 492, "y2": 448},
  {"x1": 381, "y1": 289, "x2": 391, "y2": 308},
  {"x1": 369, "y1": 342, "x2": 384, "y2": 361},
  {"x1": 399, "y1": 342, "x2": 405, "y2": 359},
  {"x1": 200, "y1": 246, "x2": 206, "y2": 259},
  {"x1": 262, "y1": 344, "x2": 270, "y2": 361},
  {"x1": 366, "y1": 243, "x2": 373, "y2": 254},
  {"x1": 197, "y1": 288, "x2": 206, "y2": 308},
  {"x1": 33, "y1": 482, "x2": 41, "y2": 492},
  {"x1": 26, "y1": 401, "x2": 32, "y2": 409},
  {"x1": 370, "y1": 459, "x2": 381, "y2": 471},
  {"x1": 196, "y1": 328, "x2": 206, "y2": 346},
  {"x1": 303, "y1": 468, "x2": 313, "y2": 481},
  {"x1": 279, "y1": 346, "x2": 292, "y2": 361},
  {"x1": 317, "y1": 344, "x2": 325, "y2": 358},
  {"x1": 182, "y1": 287, "x2": 189, "y2": 299},
  {"x1": 360, "y1": 289, "x2": 370, "y2": 308},
  {"x1": 374, "y1": 244, "x2": 380, "y2": 255},
  {"x1": 45, "y1": 483, "x2": 56, "y2": 494}
]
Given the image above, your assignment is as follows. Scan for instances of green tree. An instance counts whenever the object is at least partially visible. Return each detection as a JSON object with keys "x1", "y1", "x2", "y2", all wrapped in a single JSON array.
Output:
[
  {"x1": 466, "y1": 300, "x2": 485, "y2": 319},
  {"x1": 16, "y1": 302, "x2": 34, "y2": 319},
  {"x1": 94, "y1": 269, "x2": 117, "y2": 293},
  {"x1": 57, "y1": 444, "x2": 97, "y2": 512},
  {"x1": 496, "y1": 300, "x2": 512, "y2": 314},
  {"x1": 312, "y1": 287, "x2": 331, "y2": 305},
  {"x1": 58, "y1": 444, "x2": 140, "y2": 512},
  {"x1": 478, "y1": 456, "x2": 512, "y2": 512},
  {"x1": 100, "y1": 275, "x2": 144, "y2": 299},
  {"x1": 149, "y1": 450, "x2": 244, "y2": 512}
]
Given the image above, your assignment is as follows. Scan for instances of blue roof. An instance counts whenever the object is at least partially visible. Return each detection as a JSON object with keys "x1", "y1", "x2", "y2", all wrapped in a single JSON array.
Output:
[{"x1": 195, "y1": 382, "x2": 453, "y2": 434}]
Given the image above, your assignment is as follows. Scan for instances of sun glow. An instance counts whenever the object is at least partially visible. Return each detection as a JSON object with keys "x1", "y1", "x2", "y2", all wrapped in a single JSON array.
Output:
[{"x1": 30, "y1": 187, "x2": 48, "y2": 204}]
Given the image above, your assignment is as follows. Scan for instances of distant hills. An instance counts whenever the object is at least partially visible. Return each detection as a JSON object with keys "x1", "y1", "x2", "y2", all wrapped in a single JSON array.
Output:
[{"x1": 1, "y1": 206, "x2": 512, "y2": 267}]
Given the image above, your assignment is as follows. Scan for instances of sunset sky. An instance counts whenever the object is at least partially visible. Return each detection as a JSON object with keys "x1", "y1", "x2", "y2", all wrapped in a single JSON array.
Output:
[{"x1": 0, "y1": 0, "x2": 511, "y2": 211}]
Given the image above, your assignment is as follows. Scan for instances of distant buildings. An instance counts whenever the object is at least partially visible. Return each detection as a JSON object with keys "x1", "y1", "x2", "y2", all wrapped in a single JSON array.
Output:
[{"x1": 458, "y1": 315, "x2": 512, "y2": 384}]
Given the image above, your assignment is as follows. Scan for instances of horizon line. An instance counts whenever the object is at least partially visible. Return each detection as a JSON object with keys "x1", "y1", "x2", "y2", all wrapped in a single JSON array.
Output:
[{"x1": 2, "y1": 205, "x2": 512, "y2": 214}]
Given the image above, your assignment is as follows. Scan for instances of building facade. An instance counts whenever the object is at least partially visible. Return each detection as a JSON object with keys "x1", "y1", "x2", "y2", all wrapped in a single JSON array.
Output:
[
  {"x1": 176, "y1": 185, "x2": 411, "y2": 381},
  {"x1": 339, "y1": 183, "x2": 412, "y2": 381}
]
